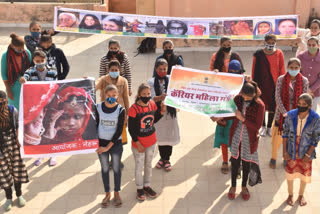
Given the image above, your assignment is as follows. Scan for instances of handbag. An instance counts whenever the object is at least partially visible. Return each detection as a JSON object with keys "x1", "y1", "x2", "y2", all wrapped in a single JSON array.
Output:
[{"x1": 248, "y1": 161, "x2": 262, "y2": 186}]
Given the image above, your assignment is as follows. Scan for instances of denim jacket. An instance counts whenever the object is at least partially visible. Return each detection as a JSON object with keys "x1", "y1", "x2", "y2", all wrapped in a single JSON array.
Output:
[{"x1": 282, "y1": 109, "x2": 320, "y2": 160}]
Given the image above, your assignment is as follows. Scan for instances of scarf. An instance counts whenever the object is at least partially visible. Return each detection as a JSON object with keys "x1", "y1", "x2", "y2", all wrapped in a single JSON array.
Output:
[
  {"x1": 163, "y1": 53, "x2": 180, "y2": 75},
  {"x1": 0, "y1": 99, "x2": 10, "y2": 130},
  {"x1": 278, "y1": 72, "x2": 303, "y2": 132},
  {"x1": 6, "y1": 45, "x2": 30, "y2": 86},
  {"x1": 253, "y1": 49, "x2": 276, "y2": 111},
  {"x1": 154, "y1": 75, "x2": 176, "y2": 118}
]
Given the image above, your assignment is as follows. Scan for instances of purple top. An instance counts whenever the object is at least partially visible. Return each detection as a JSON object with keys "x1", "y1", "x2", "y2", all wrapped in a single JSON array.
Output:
[{"x1": 297, "y1": 50, "x2": 320, "y2": 97}]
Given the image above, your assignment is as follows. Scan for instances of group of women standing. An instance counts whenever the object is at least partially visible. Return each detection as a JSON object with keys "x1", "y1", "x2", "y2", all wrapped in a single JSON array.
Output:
[
  {"x1": 0, "y1": 18, "x2": 320, "y2": 211},
  {"x1": 210, "y1": 19, "x2": 320, "y2": 206}
]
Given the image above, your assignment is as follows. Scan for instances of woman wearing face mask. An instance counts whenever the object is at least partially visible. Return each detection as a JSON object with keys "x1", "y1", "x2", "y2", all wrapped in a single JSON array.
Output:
[
  {"x1": 209, "y1": 37, "x2": 245, "y2": 73},
  {"x1": 153, "y1": 40, "x2": 184, "y2": 77},
  {"x1": 1, "y1": 33, "x2": 32, "y2": 110},
  {"x1": 283, "y1": 93, "x2": 320, "y2": 206},
  {"x1": 270, "y1": 58, "x2": 309, "y2": 169},
  {"x1": 148, "y1": 59, "x2": 180, "y2": 171},
  {"x1": 39, "y1": 33, "x2": 69, "y2": 80},
  {"x1": 228, "y1": 81, "x2": 265, "y2": 201},
  {"x1": 96, "y1": 60, "x2": 129, "y2": 150},
  {"x1": 19, "y1": 50, "x2": 58, "y2": 167},
  {"x1": 95, "y1": 84, "x2": 125, "y2": 208},
  {"x1": 24, "y1": 21, "x2": 57, "y2": 54},
  {"x1": 99, "y1": 40, "x2": 132, "y2": 96},
  {"x1": 297, "y1": 37, "x2": 320, "y2": 112},
  {"x1": 128, "y1": 83, "x2": 166, "y2": 201},
  {"x1": 296, "y1": 19, "x2": 320, "y2": 56},
  {"x1": 252, "y1": 34, "x2": 286, "y2": 137}
]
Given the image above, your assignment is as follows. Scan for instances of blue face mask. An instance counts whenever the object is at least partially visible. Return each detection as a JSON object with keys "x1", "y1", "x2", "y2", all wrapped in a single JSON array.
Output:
[
  {"x1": 109, "y1": 72, "x2": 119, "y2": 79},
  {"x1": 106, "y1": 97, "x2": 117, "y2": 104},
  {"x1": 288, "y1": 69, "x2": 299, "y2": 77},
  {"x1": 31, "y1": 31, "x2": 41, "y2": 38}
]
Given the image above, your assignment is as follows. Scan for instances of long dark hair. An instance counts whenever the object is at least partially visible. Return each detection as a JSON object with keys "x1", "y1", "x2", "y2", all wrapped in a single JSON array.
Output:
[
  {"x1": 79, "y1": 14, "x2": 102, "y2": 30},
  {"x1": 241, "y1": 81, "x2": 261, "y2": 100},
  {"x1": 213, "y1": 37, "x2": 231, "y2": 72}
]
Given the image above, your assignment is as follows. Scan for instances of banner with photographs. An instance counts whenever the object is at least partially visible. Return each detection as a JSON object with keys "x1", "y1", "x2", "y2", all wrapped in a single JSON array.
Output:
[
  {"x1": 54, "y1": 7, "x2": 298, "y2": 39},
  {"x1": 19, "y1": 78, "x2": 98, "y2": 158},
  {"x1": 165, "y1": 66, "x2": 244, "y2": 117}
]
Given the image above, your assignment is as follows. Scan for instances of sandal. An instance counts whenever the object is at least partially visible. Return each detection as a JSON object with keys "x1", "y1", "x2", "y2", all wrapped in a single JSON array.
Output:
[
  {"x1": 156, "y1": 159, "x2": 164, "y2": 169},
  {"x1": 101, "y1": 195, "x2": 111, "y2": 208},
  {"x1": 269, "y1": 159, "x2": 276, "y2": 169},
  {"x1": 286, "y1": 195, "x2": 294, "y2": 206},
  {"x1": 298, "y1": 195, "x2": 307, "y2": 206},
  {"x1": 227, "y1": 187, "x2": 236, "y2": 200},
  {"x1": 221, "y1": 162, "x2": 228, "y2": 174},
  {"x1": 164, "y1": 160, "x2": 172, "y2": 171},
  {"x1": 113, "y1": 197, "x2": 122, "y2": 207},
  {"x1": 240, "y1": 187, "x2": 250, "y2": 201}
]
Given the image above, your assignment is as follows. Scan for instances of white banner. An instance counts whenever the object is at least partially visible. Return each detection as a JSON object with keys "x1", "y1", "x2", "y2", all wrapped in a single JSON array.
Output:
[{"x1": 54, "y1": 7, "x2": 298, "y2": 40}]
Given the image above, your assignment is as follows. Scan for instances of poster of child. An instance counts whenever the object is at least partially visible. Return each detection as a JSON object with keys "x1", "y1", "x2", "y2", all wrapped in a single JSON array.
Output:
[{"x1": 20, "y1": 78, "x2": 98, "y2": 157}]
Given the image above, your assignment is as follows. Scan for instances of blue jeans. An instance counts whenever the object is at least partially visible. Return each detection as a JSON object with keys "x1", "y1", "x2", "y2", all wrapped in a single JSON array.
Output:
[{"x1": 98, "y1": 141, "x2": 123, "y2": 192}]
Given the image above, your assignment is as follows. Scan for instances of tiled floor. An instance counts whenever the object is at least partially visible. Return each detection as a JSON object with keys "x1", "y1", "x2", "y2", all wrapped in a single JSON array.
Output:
[{"x1": 0, "y1": 28, "x2": 319, "y2": 214}]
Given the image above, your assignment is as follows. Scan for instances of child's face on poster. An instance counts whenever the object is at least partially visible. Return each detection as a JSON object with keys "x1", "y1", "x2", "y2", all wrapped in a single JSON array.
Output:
[
  {"x1": 57, "y1": 102, "x2": 86, "y2": 136},
  {"x1": 25, "y1": 108, "x2": 45, "y2": 137}
]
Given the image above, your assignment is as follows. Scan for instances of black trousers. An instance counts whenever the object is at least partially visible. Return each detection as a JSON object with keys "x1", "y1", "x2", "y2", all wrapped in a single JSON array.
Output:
[
  {"x1": 263, "y1": 112, "x2": 274, "y2": 128},
  {"x1": 231, "y1": 157, "x2": 250, "y2": 187},
  {"x1": 4, "y1": 182, "x2": 22, "y2": 199},
  {"x1": 158, "y1": 145, "x2": 172, "y2": 161}
]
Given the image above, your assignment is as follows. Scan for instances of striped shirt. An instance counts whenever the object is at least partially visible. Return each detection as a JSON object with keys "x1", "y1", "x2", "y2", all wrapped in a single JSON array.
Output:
[
  {"x1": 99, "y1": 53, "x2": 132, "y2": 90},
  {"x1": 24, "y1": 66, "x2": 57, "y2": 81}
]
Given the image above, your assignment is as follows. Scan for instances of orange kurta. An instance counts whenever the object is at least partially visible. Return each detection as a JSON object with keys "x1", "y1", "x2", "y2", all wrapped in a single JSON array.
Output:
[
  {"x1": 209, "y1": 52, "x2": 230, "y2": 72},
  {"x1": 251, "y1": 49, "x2": 286, "y2": 86}
]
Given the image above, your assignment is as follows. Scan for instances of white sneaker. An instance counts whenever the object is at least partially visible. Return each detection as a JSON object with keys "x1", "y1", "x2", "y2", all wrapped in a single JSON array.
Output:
[
  {"x1": 266, "y1": 128, "x2": 272, "y2": 137},
  {"x1": 260, "y1": 127, "x2": 267, "y2": 137}
]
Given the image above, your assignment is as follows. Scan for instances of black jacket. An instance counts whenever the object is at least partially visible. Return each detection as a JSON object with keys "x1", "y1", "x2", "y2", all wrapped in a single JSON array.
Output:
[{"x1": 41, "y1": 44, "x2": 70, "y2": 80}]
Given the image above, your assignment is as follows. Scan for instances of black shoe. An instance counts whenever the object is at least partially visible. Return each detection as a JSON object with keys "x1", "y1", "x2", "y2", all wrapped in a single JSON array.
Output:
[
  {"x1": 143, "y1": 186, "x2": 158, "y2": 198},
  {"x1": 136, "y1": 189, "x2": 146, "y2": 201}
]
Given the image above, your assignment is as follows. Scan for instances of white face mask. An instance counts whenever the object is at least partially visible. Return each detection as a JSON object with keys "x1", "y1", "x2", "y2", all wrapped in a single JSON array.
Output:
[
  {"x1": 265, "y1": 43, "x2": 276, "y2": 51},
  {"x1": 35, "y1": 62, "x2": 46, "y2": 70}
]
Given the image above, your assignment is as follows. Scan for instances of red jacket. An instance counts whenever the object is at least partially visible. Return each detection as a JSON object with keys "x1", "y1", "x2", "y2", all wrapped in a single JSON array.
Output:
[{"x1": 229, "y1": 95, "x2": 265, "y2": 154}]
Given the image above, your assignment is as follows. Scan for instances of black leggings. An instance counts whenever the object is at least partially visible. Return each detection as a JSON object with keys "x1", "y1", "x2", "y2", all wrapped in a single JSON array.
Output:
[
  {"x1": 263, "y1": 112, "x2": 274, "y2": 128},
  {"x1": 158, "y1": 145, "x2": 172, "y2": 161},
  {"x1": 4, "y1": 182, "x2": 22, "y2": 199},
  {"x1": 231, "y1": 157, "x2": 250, "y2": 187}
]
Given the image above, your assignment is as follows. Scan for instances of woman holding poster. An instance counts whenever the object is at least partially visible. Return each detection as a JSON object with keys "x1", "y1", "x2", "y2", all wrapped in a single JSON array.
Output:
[
  {"x1": 228, "y1": 82, "x2": 265, "y2": 201},
  {"x1": 148, "y1": 59, "x2": 180, "y2": 171}
]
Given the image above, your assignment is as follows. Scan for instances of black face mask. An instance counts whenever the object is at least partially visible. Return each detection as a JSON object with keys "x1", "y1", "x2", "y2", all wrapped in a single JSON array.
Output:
[
  {"x1": 140, "y1": 96, "x2": 151, "y2": 104},
  {"x1": 297, "y1": 106, "x2": 309, "y2": 113},
  {"x1": 222, "y1": 47, "x2": 231, "y2": 53},
  {"x1": 41, "y1": 46, "x2": 52, "y2": 52},
  {"x1": 164, "y1": 49, "x2": 173, "y2": 55},
  {"x1": 110, "y1": 50, "x2": 119, "y2": 55}
]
